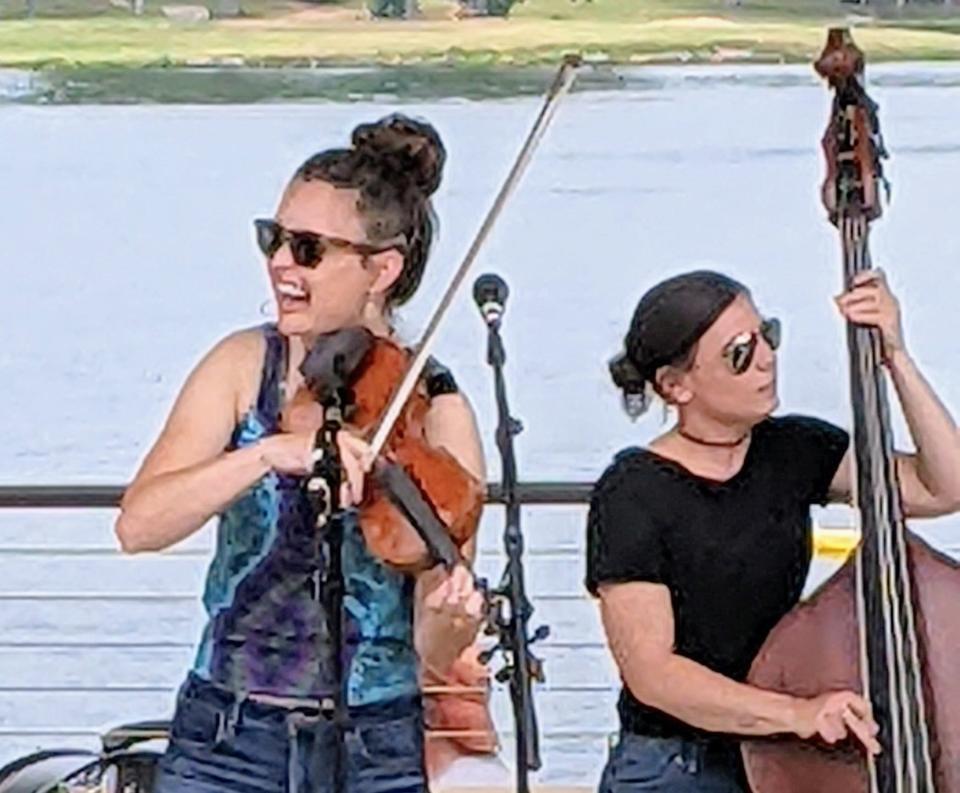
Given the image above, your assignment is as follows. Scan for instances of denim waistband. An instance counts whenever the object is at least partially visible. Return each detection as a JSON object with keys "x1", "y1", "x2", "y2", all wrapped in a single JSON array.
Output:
[
  {"x1": 174, "y1": 672, "x2": 423, "y2": 793},
  {"x1": 181, "y1": 671, "x2": 420, "y2": 722},
  {"x1": 616, "y1": 732, "x2": 742, "y2": 774}
]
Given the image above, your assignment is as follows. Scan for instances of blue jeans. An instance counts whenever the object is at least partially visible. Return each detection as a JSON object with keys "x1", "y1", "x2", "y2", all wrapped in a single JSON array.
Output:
[
  {"x1": 598, "y1": 733, "x2": 748, "y2": 793},
  {"x1": 153, "y1": 674, "x2": 427, "y2": 793}
]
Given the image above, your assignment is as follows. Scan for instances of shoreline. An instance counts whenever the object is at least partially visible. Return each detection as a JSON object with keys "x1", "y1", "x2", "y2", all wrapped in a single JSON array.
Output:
[{"x1": 3, "y1": 59, "x2": 960, "y2": 105}]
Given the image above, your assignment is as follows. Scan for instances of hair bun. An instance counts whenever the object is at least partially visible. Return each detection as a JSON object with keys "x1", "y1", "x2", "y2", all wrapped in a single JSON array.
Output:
[
  {"x1": 352, "y1": 113, "x2": 446, "y2": 199},
  {"x1": 609, "y1": 351, "x2": 651, "y2": 420},
  {"x1": 608, "y1": 352, "x2": 645, "y2": 393}
]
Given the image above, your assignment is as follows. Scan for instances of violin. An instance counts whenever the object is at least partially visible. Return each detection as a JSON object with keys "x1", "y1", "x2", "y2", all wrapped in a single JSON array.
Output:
[{"x1": 283, "y1": 326, "x2": 484, "y2": 569}]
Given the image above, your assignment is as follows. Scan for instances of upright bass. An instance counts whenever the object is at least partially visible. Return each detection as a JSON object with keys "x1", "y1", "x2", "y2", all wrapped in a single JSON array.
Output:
[{"x1": 742, "y1": 29, "x2": 960, "y2": 793}]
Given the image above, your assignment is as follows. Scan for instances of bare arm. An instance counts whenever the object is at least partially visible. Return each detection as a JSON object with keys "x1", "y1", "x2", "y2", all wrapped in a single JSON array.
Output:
[
  {"x1": 886, "y1": 349, "x2": 960, "y2": 513},
  {"x1": 830, "y1": 271, "x2": 960, "y2": 517},
  {"x1": 422, "y1": 391, "x2": 486, "y2": 486},
  {"x1": 600, "y1": 581, "x2": 799, "y2": 735},
  {"x1": 599, "y1": 581, "x2": 880, "y2": 752},
  {"x1": 415, "y1": 392, "x2": 487, "y2": 676},
  {"x1": 115, "y1": 330, "x2": 271, "y2": 553}
]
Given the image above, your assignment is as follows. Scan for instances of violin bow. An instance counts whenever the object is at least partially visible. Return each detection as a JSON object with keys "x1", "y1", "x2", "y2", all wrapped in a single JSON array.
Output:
[{"x1": 367, "y1": 54, "x2": 581, "y2": 459}]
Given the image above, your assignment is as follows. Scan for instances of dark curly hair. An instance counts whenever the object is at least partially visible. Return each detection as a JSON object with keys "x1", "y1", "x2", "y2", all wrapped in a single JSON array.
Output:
[{"x1": 293, "y1": 113, "x2": 446, "y2": 309}]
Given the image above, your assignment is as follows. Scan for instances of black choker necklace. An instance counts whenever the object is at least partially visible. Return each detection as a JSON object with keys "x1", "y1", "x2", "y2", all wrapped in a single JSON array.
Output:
[{"x1": 677, "y1": 427, "x2": 750, "y2": 448}]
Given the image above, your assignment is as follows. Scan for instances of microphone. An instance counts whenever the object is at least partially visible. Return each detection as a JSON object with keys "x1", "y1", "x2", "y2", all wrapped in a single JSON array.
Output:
[{"x1": 473, "y1": 273, "x2": 509, "y2": 327}]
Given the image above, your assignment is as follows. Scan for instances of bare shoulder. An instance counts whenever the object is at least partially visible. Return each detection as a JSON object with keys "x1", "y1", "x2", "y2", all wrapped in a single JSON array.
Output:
[
  {"x1": 200, "y1": 327, "x2": 267, "y2": 418},
  {"x1": 425, "y1": 389, "x2": 474, "y2": 419},
  {"x1": 423, "y1": 390, "x2": 485, "y2": 482},
  {"x1": 126, "y1": 327, "x2": 267, "y2": 491},
  {"x1": 424, "y1": 390, "x2": 480, "y2": 436},
  {"x1": 207, "y1": 326, "x2": 265, "y2": 370}
]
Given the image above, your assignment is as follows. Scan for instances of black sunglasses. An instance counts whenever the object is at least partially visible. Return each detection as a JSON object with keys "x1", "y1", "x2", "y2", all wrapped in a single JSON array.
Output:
[
  {"x1": 254, "y1": 219, "x2": 402, "y2": 269},
  {"x1": 722, "y1": 317, "x2": 781, "y2": 375}
]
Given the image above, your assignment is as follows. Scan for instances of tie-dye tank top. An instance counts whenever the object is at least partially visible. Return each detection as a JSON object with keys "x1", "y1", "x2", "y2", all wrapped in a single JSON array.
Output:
[{"x1": 191, "y1": 323, "x2": 457, "y2": 706}]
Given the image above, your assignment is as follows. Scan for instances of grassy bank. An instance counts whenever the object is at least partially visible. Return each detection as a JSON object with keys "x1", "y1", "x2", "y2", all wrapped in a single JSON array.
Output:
[{"x1": 2, "y1": 0, "x2": 960, "y2": 69}]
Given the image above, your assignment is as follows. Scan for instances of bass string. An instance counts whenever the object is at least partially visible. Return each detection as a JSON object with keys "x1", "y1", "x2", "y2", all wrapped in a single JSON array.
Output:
[
  {"x1": 843, "y1": 212, "x2": 933, "y2": 792},
  {"x1": 857, "y1": 214, "x2": 937, "y2": 790}
]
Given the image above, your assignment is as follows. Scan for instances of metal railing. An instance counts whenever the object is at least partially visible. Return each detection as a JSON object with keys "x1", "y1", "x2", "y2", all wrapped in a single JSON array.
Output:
[
  {"x1": 0, "y1": 480, "x2": 607, "y2": 747},
  {"x1": 0, "y1": 479, "x2": 861, "y2": 759},
  {"x1": 0, "y1": 482, "x2": 593, "y2": 509}
]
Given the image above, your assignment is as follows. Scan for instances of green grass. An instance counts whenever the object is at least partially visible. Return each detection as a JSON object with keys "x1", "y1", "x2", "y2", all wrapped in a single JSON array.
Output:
[
  {"x1": 25, "y1": 62, "x2": 634, "y2": 102},
  {"x1": 2, "y1": 0, "x2": 960, "y2": 70}
]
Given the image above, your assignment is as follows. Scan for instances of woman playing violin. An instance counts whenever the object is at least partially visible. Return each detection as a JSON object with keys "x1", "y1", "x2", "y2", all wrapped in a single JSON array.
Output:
[
  {"x1": 115, "y1": 114, "x2": 487, "y2": 793},
  {"x1": 587, "y1": 269, "x2": 960, "y2": 792}
]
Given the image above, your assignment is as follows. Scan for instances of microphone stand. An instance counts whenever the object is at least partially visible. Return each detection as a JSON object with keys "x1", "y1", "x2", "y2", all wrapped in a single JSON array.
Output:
[
  {"x1": 475, "y1": 274, "x2": 547, "y2": 793},
  {"x1": 302, "y1": 385, "x2": 350, "y2": 793}
]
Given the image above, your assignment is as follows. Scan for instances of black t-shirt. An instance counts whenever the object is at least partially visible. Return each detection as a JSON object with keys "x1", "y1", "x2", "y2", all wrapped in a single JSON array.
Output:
[{"x1": 585, "y1": 414, "x2": 850, "y2": 740}]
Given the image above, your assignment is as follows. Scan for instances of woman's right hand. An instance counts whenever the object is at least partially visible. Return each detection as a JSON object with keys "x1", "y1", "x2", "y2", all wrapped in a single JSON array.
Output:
[
  {"x1": 258, "y1": 430, "x2": 374, "y2": 507},
  {"x1": 792, "y1": 690, "x2": 881, "y2": 755},
  {"x1": 258, "y1": 430, "x2": 314, "y2": 477}
]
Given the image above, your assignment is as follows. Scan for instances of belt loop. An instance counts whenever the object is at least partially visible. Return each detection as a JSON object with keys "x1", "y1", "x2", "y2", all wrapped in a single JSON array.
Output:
[
  {"x1": 672, "y1": 739, "x2": 686, "y2": 772},
  {"x1": 214, "y1": 699, "x2": 242, "y2": 745},
  {"x1": 287, "y1": 713, "x2": 301, "y2": 793},
  {"x1": 688, "y1": 740, "x2": 701, "y2": 775},
  {"x1": 673, "y1": 739, "x2": 696, "y2": 775},
  {"x1": 230, "y1": 700, "x2": 242, "y2": 732},
  {"x1": 286, "y1": 710, "x2": 325, "y2": 793}
]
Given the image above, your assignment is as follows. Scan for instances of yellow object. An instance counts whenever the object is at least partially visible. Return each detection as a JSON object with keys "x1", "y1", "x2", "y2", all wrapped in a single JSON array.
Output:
[{"x1": 813, "y1": 524, "x2": 860, "y2": 559}]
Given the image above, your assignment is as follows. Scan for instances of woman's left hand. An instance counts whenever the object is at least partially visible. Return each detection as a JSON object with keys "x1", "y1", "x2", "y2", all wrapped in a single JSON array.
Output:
[
  {"x1": 834, "y1": 268, "x2": 906, "y2": 364},
  {"x1": 336, "y1": 431, "x2": 375, "y2": 508},
  {"x1": 415, "y1": 564, "x2": 486, "y2": 676},
  {"x1": 280, "y1": 386, "x2": 374, "y2": 507}
]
